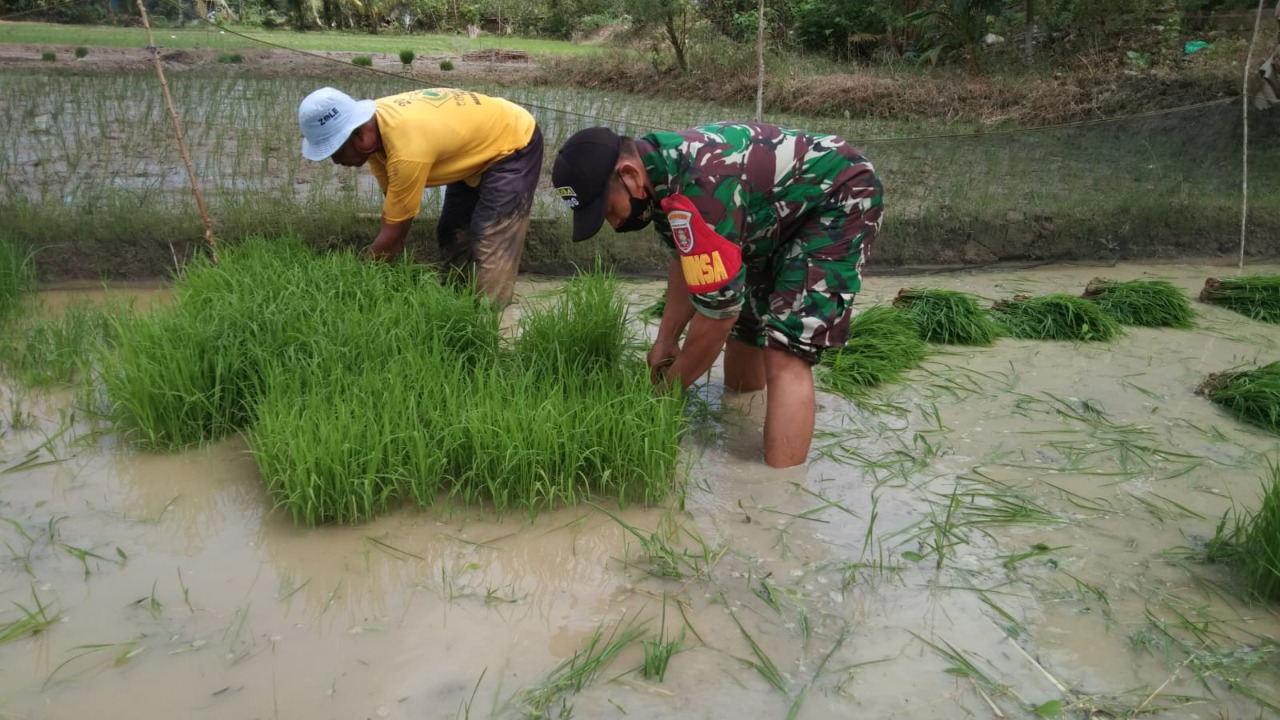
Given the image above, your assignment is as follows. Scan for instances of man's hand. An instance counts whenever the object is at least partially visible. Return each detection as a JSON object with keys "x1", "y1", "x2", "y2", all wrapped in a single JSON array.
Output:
[
  {"x1": 365, "y1": 218, "x2": 414, "y2": 262},
  {"x1": 648, "y1": 339, "x2": 679, "y2": 384}
]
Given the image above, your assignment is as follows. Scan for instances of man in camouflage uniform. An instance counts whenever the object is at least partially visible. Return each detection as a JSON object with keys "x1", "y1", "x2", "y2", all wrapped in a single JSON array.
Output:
[{"x1": 552, "y1": 123, "x2": 883, "y2": 468}]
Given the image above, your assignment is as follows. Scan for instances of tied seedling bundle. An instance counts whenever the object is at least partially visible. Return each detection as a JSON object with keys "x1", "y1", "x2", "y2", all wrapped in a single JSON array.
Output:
[
  {"x1": 1081, "y1": 278, "x2": 1194, "y2": 328},
  {"x1": 817, "y1": 306, "x2": 927, "y2": 398},
  {"x1": 892, "y1": 288, "x2": 1000, "y2": 346},
  {"x1": 1199, "y1": 275, "x2": 1280, "y2": 324},
  {"x1": 990, "y1": 294, "x2": 1121, "y2": 342},
  {"x1": 1198, "y1": 362, "x2": 1280, "y2": 435},
  {"x1": 102, "y1": 239, "x2": 687, "y2": 525}
]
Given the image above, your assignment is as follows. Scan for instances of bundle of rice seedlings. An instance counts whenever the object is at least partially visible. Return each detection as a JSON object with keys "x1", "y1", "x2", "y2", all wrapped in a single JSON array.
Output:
[
  {"x1": 1206, "y1": 459, "x2": 1280, "y2": 602},
  {"x1": 1081, "y1": 277, "x2": 1194, "y2": 328},
  {"x1": 990, "y1": 294, "x2": 1121, "y2": 342},
  {"x1": 817, "y1": 306, "x2": 927, "y2": 398},
  {"x1": 0, "y1": 238, "x2": 35, "y2": 325},
  {"x1": 1198, "y1": 362, "x2": 1280, "y2": 434},
  {"x1": 892, "y1": 288, "x2": 1000, "y2": 346},
  {"x1": 1199, "y1": 275, "x2": 1280, "y2": 324}
]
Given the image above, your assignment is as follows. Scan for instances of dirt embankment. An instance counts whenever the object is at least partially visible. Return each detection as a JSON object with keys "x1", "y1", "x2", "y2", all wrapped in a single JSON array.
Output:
[{"x1": 0, "y1": 39, "x2": 1246, "y2": 127}]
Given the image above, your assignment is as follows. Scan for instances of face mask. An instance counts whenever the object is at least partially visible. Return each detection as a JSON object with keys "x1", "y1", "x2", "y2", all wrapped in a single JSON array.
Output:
[{"x1": 614, "y1": 172, "x2": 655, "y2": 233}]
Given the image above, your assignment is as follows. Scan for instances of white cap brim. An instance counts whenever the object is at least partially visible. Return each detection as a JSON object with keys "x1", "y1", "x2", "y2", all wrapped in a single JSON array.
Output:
[{"x1": 301, "y1": 98, "x2": 377, "y2": 161}]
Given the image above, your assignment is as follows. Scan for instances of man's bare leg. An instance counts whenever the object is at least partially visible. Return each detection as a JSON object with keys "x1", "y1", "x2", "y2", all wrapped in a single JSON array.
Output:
[
  {"x1": 724, "y1": 338, "x2": 766, "y2": 392},
  {"x1": 762, "y1": 347, "x2": 816, "y2": 469}
]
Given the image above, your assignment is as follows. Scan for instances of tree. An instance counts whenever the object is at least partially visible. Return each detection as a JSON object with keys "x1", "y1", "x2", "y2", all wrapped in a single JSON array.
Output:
[{"x1": 631, "y1": 0, "x2": 691, "y2": 71}]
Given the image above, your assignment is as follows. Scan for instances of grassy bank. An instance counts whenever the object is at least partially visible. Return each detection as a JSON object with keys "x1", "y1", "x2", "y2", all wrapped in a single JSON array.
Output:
[
  {"x1": 0, "y1": 21, "x2": 598, "y2": 56},
  {"x1": 2, "y1": 70, "x2": 1277, "y2": 280}
]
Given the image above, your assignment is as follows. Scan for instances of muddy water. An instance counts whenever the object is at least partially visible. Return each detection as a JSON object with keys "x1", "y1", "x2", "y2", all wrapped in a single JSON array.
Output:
[{"x1": 2, "y1": 264, "x2": 1280, "y2": 720}]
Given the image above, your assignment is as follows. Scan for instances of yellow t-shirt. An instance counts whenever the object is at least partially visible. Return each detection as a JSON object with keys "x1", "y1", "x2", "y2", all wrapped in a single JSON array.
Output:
[{"x1": 367, "y1": 89, "x2": 536, "y2": 223}]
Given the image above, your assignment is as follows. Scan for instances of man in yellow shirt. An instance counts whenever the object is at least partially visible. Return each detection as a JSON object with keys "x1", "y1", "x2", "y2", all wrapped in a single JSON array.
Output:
[{"x1": 298, "y1": 86, "x2": 543, "y2": 307}]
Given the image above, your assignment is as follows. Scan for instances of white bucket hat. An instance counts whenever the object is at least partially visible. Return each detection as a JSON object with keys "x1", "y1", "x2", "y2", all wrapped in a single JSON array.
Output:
[{"x1": 298, "y1": 87, "x2": 377, "y2": 161}]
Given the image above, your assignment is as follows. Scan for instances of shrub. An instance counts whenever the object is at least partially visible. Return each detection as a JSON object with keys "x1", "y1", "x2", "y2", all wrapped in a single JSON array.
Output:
[
  {"x1": 74, "y1": 46, "x2": 89, "y2": 59},
  {"x1": 399, "y1": 49, "x2": 415, "y2": 65},
  {"x1": 41, "y1": 52, "x2": 56, "y2": 62},
  {"x1": 439, "y1": 59, "x2": 455, "y2": 71},
  {"x1": 352, "y1": 55, "x2": 373, "y2": 67}
]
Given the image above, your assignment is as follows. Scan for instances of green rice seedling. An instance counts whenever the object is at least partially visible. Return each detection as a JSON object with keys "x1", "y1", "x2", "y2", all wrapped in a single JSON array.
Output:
[
  {"x1": 217, "y1": 52, "x2": 243, "y2": 64},
  {"x1": 399, "y1": 49, "x2": 415, "y2": 65},
  {"x1": 642, "y1": 599, "x2": 684, "y2": 682},
  {"x1": 0, "y1": 588, "x2": 58, "y2": 644},
  {"x1": 638, "y1": 295, "x2": 665, "y2": 323},
  {"x1": 516, "y1": 265, "x2": 630, "y2": 378},
  {"x1": 1207, "y1": 459, "x2": 1280, "y2": 602},
  {"x1": 511, "y1": 615, "x2": 647, "y2": 717},
  {"x1": 1200, "y1": 276, "x2": 1280, "y2": 324},
  {"x1": 440, "y1": 59, "x2": 455, "y2": 71},
  {"x1": 816, "y1": 306, "x2": 926, "y2": 397},
  {"x1": 40, "y1": 52, "x2": 55, "y2": 62},
  {"x1": 6, "y1": 303, "x2": 117, "y2": 387},
  {"x1": 0, "y1": 237, "x2": 35, "y2": 325},
  {"x1": 990, "y1": 294, "x2": 1121, "y2": 342},
  {"x1": 892, "y1": 288, "x2": 1000, "y2": 346},
  {"x1": 352, "y1": 55, "x2": 373, "y2": 67},
  {"x1": 74, "y1": 46, "x2": 88, "y2": 59},
  {"x1": 1199, "y1": 362, "x2": 1280, "y2": 435},
  {"x1": 1081, "y1": 277, "x2": 1194, "y2": 328}
]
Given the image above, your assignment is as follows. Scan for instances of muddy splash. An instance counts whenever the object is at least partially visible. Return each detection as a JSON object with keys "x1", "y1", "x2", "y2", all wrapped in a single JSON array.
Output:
[{"x1": 2, "y1": 265, "x2": 1279, "y2": 719}]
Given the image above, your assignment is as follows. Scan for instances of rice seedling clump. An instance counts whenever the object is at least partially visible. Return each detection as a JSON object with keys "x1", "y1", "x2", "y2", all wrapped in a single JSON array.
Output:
[
  {"x1": 892, "y1": 288, "x2": 1000, "y2": 346},
  {"x1": 817, "y1": 306, "x2": 927, "y2": 397},
  {"x1": 0, "y1": 237, "x2": 35, "y2": 325},
  {"x1": 990, "y1": 294, "x2": 1121, "y2": 342},
  {"x1": 1207, "y1": 459, "x2": 1280, "y2": 602},
  {"x1": 1198, "y1": 362, "x2": 1280, "y2": 435},
  {"x1": 1081, "y1": 277, "x2": 1194, "y2": 328},
  {"x1": 1200, "y1": 276, "x2": 1280, "y2": 324},
  {"x1": 102, "y1": 238, "x2": 687, "y2": 525},
  {"x1": 4, "y1": 303, "x2": 117, "y2": 387}
]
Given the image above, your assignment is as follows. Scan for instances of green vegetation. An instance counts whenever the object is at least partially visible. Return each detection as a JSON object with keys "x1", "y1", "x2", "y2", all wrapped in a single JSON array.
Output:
[
  {"x1": 351, "y1": 55, "x2": 373, "y2": 67},
  {"x1": 817, "y1": 306, "x2": 927, "y2": 397},
  {"x1": 893, "y1": 289, "x2": 1000, "y2": 346},
  {"x1": 1082, "y1": 278, "x2": 1195, "y2": 328},
  {"x1": 398, "y1": 48, "x2": 414, "y2": 65},
  {"x1": 217, "y1": 52, "x2": 243, "y2": 63},
  {"x1": 1200, "y1": 276, "x2": 1280, "y2": 324},
  {"x1": 1199, "y1": 363, "x2": 1280, "y2": 435},
  {"x1": 991, "y1": 294, "x2": 1122, "y2": 342},
  {"x1": 1207, "y1": 459, "x2": 1280, "y2": 602},
  {"x1": 73, "y1": 46, "x2": 88, "y2": 58},
  {"x1": 40, "y1": 51, "x2": 54, "y2": 61},
  {"x1": 4, "y1": 303, "x2": 117, "y2": 387},
  {"x1": 439, "y1": 59, "x2": 455, "y2": 71},
  {"x1": 102, "y1": 239, "x2": 686, "y2": 525},
  {"x1": 0, "y1": 238, "x2": 34, "y2": 325},
  {"x1": 0, "y1": 23, "x2": 598, "y2": 57}
]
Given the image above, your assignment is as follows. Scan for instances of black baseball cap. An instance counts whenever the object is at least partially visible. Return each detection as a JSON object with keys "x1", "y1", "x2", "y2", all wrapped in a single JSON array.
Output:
[{"x1": 552, "y1": 127, "x2": 621, "y2": 242}]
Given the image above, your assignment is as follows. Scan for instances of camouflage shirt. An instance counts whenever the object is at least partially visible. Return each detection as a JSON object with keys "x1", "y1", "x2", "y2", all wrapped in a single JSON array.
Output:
[{"x1": 639, "y1": 122, "x2": 879, "y2": 319}]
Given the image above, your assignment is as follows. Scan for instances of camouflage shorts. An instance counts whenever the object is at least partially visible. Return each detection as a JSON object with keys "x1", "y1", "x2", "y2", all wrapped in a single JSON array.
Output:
[{"x1": 730, "y1": 174, "x2": 884, "y2": 364}]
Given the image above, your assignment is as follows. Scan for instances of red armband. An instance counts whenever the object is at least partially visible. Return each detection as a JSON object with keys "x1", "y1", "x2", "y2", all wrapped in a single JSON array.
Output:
[{"x1": 661, "y1": 194, "x2": 743, "y2": 294}]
